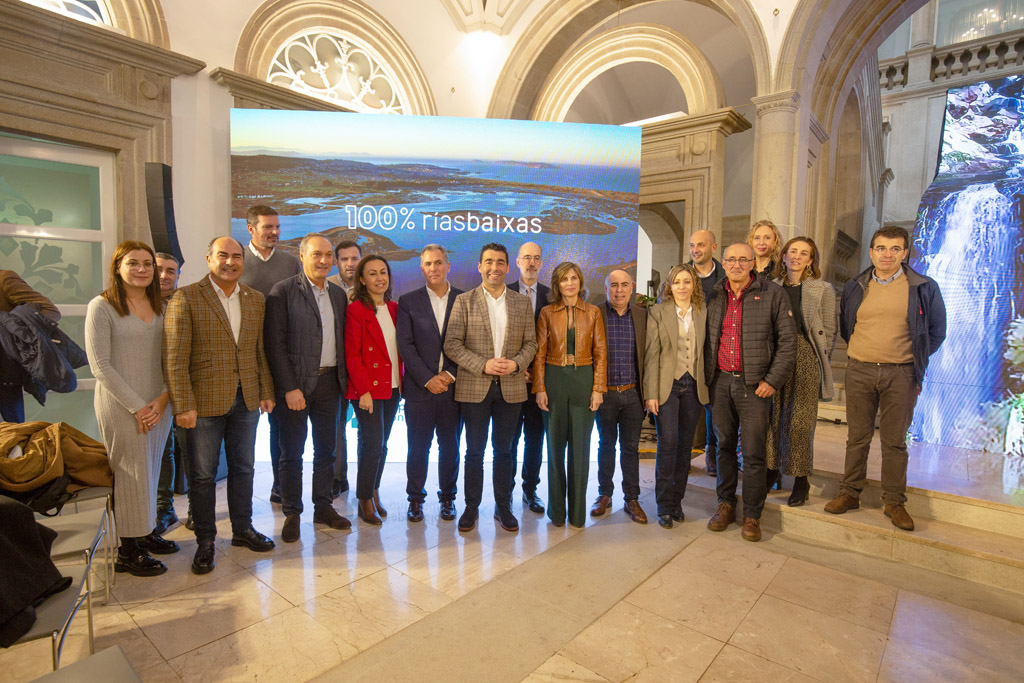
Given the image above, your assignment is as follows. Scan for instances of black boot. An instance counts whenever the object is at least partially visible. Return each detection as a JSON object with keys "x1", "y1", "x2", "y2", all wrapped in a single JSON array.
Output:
[
  {"x1": 787, "y1": 476, "x2": 810, "y2": 507},
  {"x1": 766, "y1": 468, "x2": 782, "y2": 491},
  {"x1": 115, "y1": 537, "x2": 168, "y2": 577}
]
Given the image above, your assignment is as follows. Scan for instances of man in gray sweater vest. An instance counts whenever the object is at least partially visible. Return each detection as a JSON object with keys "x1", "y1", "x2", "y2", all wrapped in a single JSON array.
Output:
[{"x1": 238, "y1": 204, "x2": 301, "y2": 504}]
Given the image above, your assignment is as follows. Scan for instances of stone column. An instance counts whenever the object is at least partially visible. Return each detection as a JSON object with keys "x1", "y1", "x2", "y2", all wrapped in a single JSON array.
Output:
[
  {"x1": 907, "y1": 0, "x2": 937, "y2": 85},
  {"x1": 749, "y1": 89, "x2": 804, "y2": 240}
]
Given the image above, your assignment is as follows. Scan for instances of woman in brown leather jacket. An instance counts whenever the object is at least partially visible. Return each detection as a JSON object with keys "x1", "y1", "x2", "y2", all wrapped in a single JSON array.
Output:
[{"x1": 533, "y1": 261, "x2": 607, "y2": 528}]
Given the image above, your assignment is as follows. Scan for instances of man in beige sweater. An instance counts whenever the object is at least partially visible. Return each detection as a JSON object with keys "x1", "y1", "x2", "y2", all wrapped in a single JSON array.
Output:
[{"x1": 826, "y1": 226, "x2": 946, "y2": 531}]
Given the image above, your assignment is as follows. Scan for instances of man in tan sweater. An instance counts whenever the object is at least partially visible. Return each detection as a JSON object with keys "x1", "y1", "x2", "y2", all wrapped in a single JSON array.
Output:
[{"x1": 826, "y1": 226, "x2": 946, "y2": 531}]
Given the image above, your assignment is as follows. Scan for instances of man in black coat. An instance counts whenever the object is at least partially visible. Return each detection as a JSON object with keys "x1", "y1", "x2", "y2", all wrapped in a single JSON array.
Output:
[
  {"x1": 508, "y1": 241, "x2": 548, "y2": 514},
  {"x1": 265, "y1": 234, "x2": 351, "y2": 542},
  {"x1": 704, "y1": 242, "x2": 796, "y2": 542}
]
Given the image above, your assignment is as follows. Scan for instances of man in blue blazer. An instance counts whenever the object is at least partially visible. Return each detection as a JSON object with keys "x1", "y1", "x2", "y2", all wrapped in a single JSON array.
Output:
[
  {"x1": 264, "y1": 234, "x2": 351, "y2": 542},
  {"x1": 508, "y1": 241, "x2": 549, "y2": 514},
  {"x1": 396, "y1": 245, "x2": 464, "y2": 523}
]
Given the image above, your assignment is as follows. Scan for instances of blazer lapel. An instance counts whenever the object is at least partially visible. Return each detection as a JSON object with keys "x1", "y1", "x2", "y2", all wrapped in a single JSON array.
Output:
[
  {"x1": 502, "y1": 292, "x2": 518, "y2": 353},
  {"x1": 474, "y1": 287, "x2": 495, "y2": 356},
  {"x1": 298, "y1": 276, "x2": 320, "y2": 320},
  {"x1": 441, "y1": 287, "x2": 457, "y2": 339},
  {"x1": 238, "y1": 287, "x2": 258, "y2": 348},
  {"x1": 199, "y1": 277, "x2": 235, "y2": 344}
]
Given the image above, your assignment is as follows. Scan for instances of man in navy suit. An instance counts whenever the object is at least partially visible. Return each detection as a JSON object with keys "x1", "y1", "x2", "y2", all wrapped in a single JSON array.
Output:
[
  {"x1": 397, "y1": 245, "x2": 464, "y2": 523},
  {"x1": 508, "y1": 241, "x2": 548, "y2": 514},
  {"x1": 264, "y1": 234, "x2": 351, "y2": 542}
]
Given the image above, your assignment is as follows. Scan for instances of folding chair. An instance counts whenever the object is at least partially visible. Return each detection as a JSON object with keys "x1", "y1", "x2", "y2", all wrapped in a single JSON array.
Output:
[
  {"x1": 37, "y1": 507, "x2": 110, "y2": 605},
  {"x1": 12, "y1": 564, "x2": 94, "y2": 670},
  {"x1": 68, "y1": 486, "x2": 115, "y2": 594}
]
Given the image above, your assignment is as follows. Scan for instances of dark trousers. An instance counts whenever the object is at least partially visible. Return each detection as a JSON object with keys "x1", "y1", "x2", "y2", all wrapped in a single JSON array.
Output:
[
  {"x1": 405, "y1": 388, "x2": 461, "y2": 503},
  {"x1": 596, "y1": 387, "x2": 644, "y2": 500},
  {"x1": 704, "y1": 403, "x2": 717, "y2": 461},
  {"x1": 711, "y1": 371, "x2": 772, "y2": 520},
  {"x1": 333, "y1": 401, "x2": 352, "y2": 484},
  {"x1": 0, "y1": 383, "x2": 24, "y2": 423},
  {"x1": 842, "y1": 359, "x2": 918, "y2": 504},
  {"x1": 278, "y1": 373, "x2": 341, "y2": 516},
  {"x1": 654, "y1": 374, "x2": 702, "y2": 515},
  {"x1": 186, "y1": 388, "x2": 259, "y2": 544},
  {"x1": 352, "y1": 389, "x2": 400, "y2": 501},
  {"x1": 511, "y1": 383, "x2": 544, "y2": 496},
  {"x1": 156, "y1": 428, "x2": 180, "y2": 514},
  {"x1": 268, "y1": 409, "x2": 282, "y2": 490},
  {"x1": 544, "y1": 365, "x2": 595, "y2": 527},
  {"x1": 461, "y1": 381, "x2": 521, "y2": 510}
]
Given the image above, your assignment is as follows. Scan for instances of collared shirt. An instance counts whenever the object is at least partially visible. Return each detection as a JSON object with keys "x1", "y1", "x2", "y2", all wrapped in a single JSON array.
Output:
[
  {"x1": 210, "y1": 275, "x2": 241, "y2": 344},
  {"x1": 604, "y1": 301, "x2": 637, "y2": 386},
  {"x1": 717, "y1": 278, "x2": 752, "y2": 372},
  {"x1": 872, "y1": 265, "x2": 904, "y2": 284},
  {"x1": 675, "y1": 304, "x2": 696, "y2": 380},
  {"x1": 520, "y1": 280, "x2": 537, "y2": 316},
  {"x1": 248, "y1": 242, "x2": 274, "y2": 262},
  {"x1": 306, "y1": 275, "x2": 337, "y2": 367},
  {"x1": 427, "y1": 282, "x2": 452, "y2": 375},
  {"x1": 328, "y1": 274, "x2": 354, "y2": 299},
  {"x1": 484, "y1": 286, "x2": 507, "y2": 359}
]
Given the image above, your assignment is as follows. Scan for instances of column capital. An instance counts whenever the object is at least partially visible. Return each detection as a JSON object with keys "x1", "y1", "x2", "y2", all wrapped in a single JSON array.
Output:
[{"x1": 751, "y1": 90, "x2": 801, "y2": 117}]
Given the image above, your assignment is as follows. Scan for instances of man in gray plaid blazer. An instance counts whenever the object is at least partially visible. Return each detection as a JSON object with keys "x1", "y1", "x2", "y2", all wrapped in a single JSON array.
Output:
[{"x1": 444, "y1": 243, "x2": 537, "y2": 533}]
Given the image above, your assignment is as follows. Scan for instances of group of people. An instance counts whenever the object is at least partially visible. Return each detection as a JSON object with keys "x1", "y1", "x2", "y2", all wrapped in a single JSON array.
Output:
[{"x1": 73, "y1": 203, "x2": 946, "y2": 578}]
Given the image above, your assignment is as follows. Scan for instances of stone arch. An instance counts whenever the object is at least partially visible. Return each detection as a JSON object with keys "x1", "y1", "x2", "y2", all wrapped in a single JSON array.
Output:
[
  {"x1": 233, "y1": 0, "x2": 436, "y2": 115},
  {"x1": 98, "y1": 0, "x2": 170, "y2": 47},
  {"x1": 532, "y1": 23, "x2": 725, "y2": 122},
  {"x1": 488, "y1": 0, "x2": 771, "y2": 120}
]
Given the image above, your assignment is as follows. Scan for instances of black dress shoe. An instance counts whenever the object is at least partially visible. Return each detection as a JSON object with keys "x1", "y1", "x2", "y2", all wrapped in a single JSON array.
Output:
[
  {"x1": 140, "y1": 532, "x2": 180, "y2": 555},
  {"x1": 269, "y1": 486, "x2": 282, "y2": 504},
  {"x1": 183, "y1": 509, "x2": 194, "y2": 531},
  {"x1": 331, "y1": 479, "x2": 349, "y2": 499},
  {"x1": 439, "y1": 500, "x2": 457, "y2": 521},
  {"x1": 788, "y1": 476, "x2": 810, "y2": 507},
  {"x1": 494, "y1": 505, "x2": 519, "y2": 532},
  {"x1": 657, "y1": 514, "x2": 674, "y2": 529},
  {"x1": 153, "y1": 509, "x2": 178, "y2": 535},
  {"x1": 407, "y1": 501, "x2": 424, "y2": 523},
  {"x1": 231, "y1": 526, "x2": 275, "y2": 552},
  {"x1": 522, "y1": 492, "x2": 545, "y2": 514},
  {"x1": 458, "y1": 506, "x2": 478, "y2": 532},
  {"x1": 281, "y1": 514, "x2": 301, "y2": 543},
  {"x1": 670, "y1": 509, "x2": 685, "y2": 523},
  {"x1": 115, "y1": 549, "x2": 167, "y2": 577},
  {"x1": 551, "y1": 519, "x2": 565, "y2": 527},
  {"x1": 191, "y1": 542, "x2": 216, "y2": 575},
  {"x1": 314, "y1": 507, "x2": 352, "y2": 530}
]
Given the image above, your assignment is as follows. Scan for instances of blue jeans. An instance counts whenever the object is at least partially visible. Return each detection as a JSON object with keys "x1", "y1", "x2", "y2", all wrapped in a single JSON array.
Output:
[
  {"x1": 278, "y1": 373, "x2": 340, "y2": 516},
  {"x1": 185, "y1": 388, "x2": 259, "y2": 544},
  {"x1": 352, "y1": 390, "x2": 400, "y2": 501},
  {"x1": 711, "y1": 371, "x2": 771, "y2": 519},
  {"x1": 704, "y1": 403, "x2": 717, "y2": 459},
  {"x1": 461, "y1": 381, "x2": 521, "y2": 509},
  {"x1": 267, "y1": 409, "x2": 282, "y2": 490},
  {"x1": 333, "y1": 401, "x2": 353, "y2": 484},
  {"x1": 405, "y1": 387, "x2": 461, "y2": 503},
  {"x1": 653, "y1": 374, "x2": 702, "y2": 515},
  {"x1": 596, "y1": 387, "x2": 644, "y2": 500}
]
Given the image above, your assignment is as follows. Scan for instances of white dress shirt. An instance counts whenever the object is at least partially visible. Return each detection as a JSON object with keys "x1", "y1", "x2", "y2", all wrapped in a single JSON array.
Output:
[
  {"x1": 484, "y1": 286, "x2": 507, "y2": 359},
  {"x1": 248, "y1": 242, "x2": 274, "y2": 262},
  {"x1": 427, "y1": 283, "x2": 451, "y2": 375},
  {"x1": 211, "y1": 275, "x2": 241, "y2": 344},
  {"x1": 376, "y1": 304, "x2": 400, "y2": 387},
  {"x1": 307, "y1": 275, "x2": 337, "y2": 367}
]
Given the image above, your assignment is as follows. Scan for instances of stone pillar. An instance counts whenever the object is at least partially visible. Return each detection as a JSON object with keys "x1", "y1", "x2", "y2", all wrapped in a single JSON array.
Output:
[
  {"x1": 749, "y1": 89, "x2": 804, "y2": 240},
  {"x1": 907, "y1": 1, "x2": 938, "y2": 85}
]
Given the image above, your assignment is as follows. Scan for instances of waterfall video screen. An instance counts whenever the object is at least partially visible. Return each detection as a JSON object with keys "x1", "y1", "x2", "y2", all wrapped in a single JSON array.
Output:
[
  {"x1": 912, "y1": 75, "x2": 1024, "y2": 460},
  {"x1": 229, "y1": 110, "x2": 641, "y2": 298}
]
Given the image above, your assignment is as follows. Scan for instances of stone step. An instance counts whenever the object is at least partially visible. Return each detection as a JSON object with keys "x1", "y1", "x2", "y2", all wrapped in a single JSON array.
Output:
[{"x1": 683, "y1": 467, "x2": 1024, "y2": 595}]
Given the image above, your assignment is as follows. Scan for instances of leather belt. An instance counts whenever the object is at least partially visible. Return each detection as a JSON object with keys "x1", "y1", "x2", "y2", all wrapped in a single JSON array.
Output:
[
  {"x1": 319, "y1": 366, "x2": 336, "y2": 375},
  {"x1": 563, "y1": 354, "x2": 576, "y2": 366},
  {"x1": 608, "y1": 383, "x2": 636, "y2": 392}
]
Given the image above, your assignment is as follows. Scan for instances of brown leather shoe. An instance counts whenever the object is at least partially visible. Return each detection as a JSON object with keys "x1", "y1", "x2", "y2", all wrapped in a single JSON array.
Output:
[
  {"x1": 357, "y1": 498, "x2": 382, "y2": 525},
  {"x1": 741, "y1": 517, "x2": 761, "y2": 542},
  {"x1": 590, "y1": 495, "x2": 612, "y2": 517},
  {"x1": 624, "y1": 500, "x2": 648, "y2": 524},
  {"x1": 372, "y1": 489, "x2": 388, "y2": 517},
  {"x1": 707, "y1": 502, "x2": 735, "y2": 531},
  {"x1": 884, "y1": 503, "x2": 915, "y2": 531},
  {"x1": 824, "y1": 492, "x2": 860, "y2": 514}
]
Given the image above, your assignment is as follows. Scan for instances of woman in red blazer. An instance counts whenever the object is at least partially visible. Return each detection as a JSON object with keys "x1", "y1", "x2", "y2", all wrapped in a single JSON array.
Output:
[{"x1": 346, "y1": 255, "x2": 402, "y2": 525}]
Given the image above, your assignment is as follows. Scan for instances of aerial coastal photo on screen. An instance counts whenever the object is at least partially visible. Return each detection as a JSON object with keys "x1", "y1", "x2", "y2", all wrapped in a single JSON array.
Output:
[{"x1": 230, "y1": 110, "x2": 642, "y2": 297}]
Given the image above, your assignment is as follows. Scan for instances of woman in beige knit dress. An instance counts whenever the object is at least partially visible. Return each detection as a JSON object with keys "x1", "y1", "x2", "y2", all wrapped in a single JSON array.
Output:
[{"x1": 86, "y1": 241, "x2": 176, "y2": 577}]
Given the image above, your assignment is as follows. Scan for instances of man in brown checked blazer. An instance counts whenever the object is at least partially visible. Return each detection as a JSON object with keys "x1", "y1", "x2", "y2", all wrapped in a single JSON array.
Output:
[
  {"x1": 444, "y1": 243, "x2": 537, "y2": 533},
  {"x1": 164, "y1": 236, "x2": 277, "y2": 575}
]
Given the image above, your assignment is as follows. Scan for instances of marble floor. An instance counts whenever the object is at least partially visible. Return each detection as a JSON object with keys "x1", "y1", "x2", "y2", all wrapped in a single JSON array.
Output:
[{"x1": 4, "y1": 450, "x2": 1023, "y2": 683}]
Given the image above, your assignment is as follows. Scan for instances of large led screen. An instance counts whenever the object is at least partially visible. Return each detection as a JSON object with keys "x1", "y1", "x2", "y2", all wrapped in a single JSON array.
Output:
[
  {"x1": 911, "y1": 75, "x2": 1024, "y2": 477},
  {"x1": 230, "y1": 110, "x2": 642, "y2": 298}
]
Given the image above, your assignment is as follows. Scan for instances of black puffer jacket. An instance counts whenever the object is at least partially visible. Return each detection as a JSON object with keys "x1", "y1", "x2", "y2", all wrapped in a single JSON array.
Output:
[
  {"x1": 704, "y1": 277, "x2": 797, "y2": 389},
  {"x1": 0, "y1": 304, "x2": 86, "y2": 404}
]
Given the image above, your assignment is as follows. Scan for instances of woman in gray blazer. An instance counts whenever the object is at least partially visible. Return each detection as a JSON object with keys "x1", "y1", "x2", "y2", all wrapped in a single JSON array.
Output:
[
  {"x1": 642, "y1": 264, "x2": 709, "y2": 528},
  {"x1": 766, "y1": 237, "x2": 836, "y2": 506}
]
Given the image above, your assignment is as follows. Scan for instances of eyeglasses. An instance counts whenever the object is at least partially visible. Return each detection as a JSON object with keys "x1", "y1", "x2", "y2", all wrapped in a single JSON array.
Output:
[
  {"x1": 124, "y1": 260, "x2": 155, "y2": 270},
  {"x1": 723, "y1": 258, "x2": 753, "y2": 265},
  {"x1": 871, "y1": 246, "x2": 905, "y2": 255}
]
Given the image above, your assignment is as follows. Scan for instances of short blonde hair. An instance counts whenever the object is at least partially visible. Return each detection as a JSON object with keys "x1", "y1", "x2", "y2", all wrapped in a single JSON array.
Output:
[{"x1": 747, "y1": 219, "x2": 782, "y2": 268}]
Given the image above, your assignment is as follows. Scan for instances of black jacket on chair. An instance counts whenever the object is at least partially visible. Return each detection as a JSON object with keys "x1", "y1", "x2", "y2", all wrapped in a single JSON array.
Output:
[
  {"x1": 0, "y1": 304, "x2": 86, "y2": 405},
  {"x1": 264, "y1": 274, "x2": 348, "y2": 398}
]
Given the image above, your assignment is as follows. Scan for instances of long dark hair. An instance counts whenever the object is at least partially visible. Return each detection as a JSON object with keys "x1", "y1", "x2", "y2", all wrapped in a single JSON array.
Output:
[
  {"x1": 351, "y1": 255, "x2": 393, "y2": 312},
  {"x1": 102, "y1": 240, "x2": 163, "y2": 317}
]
